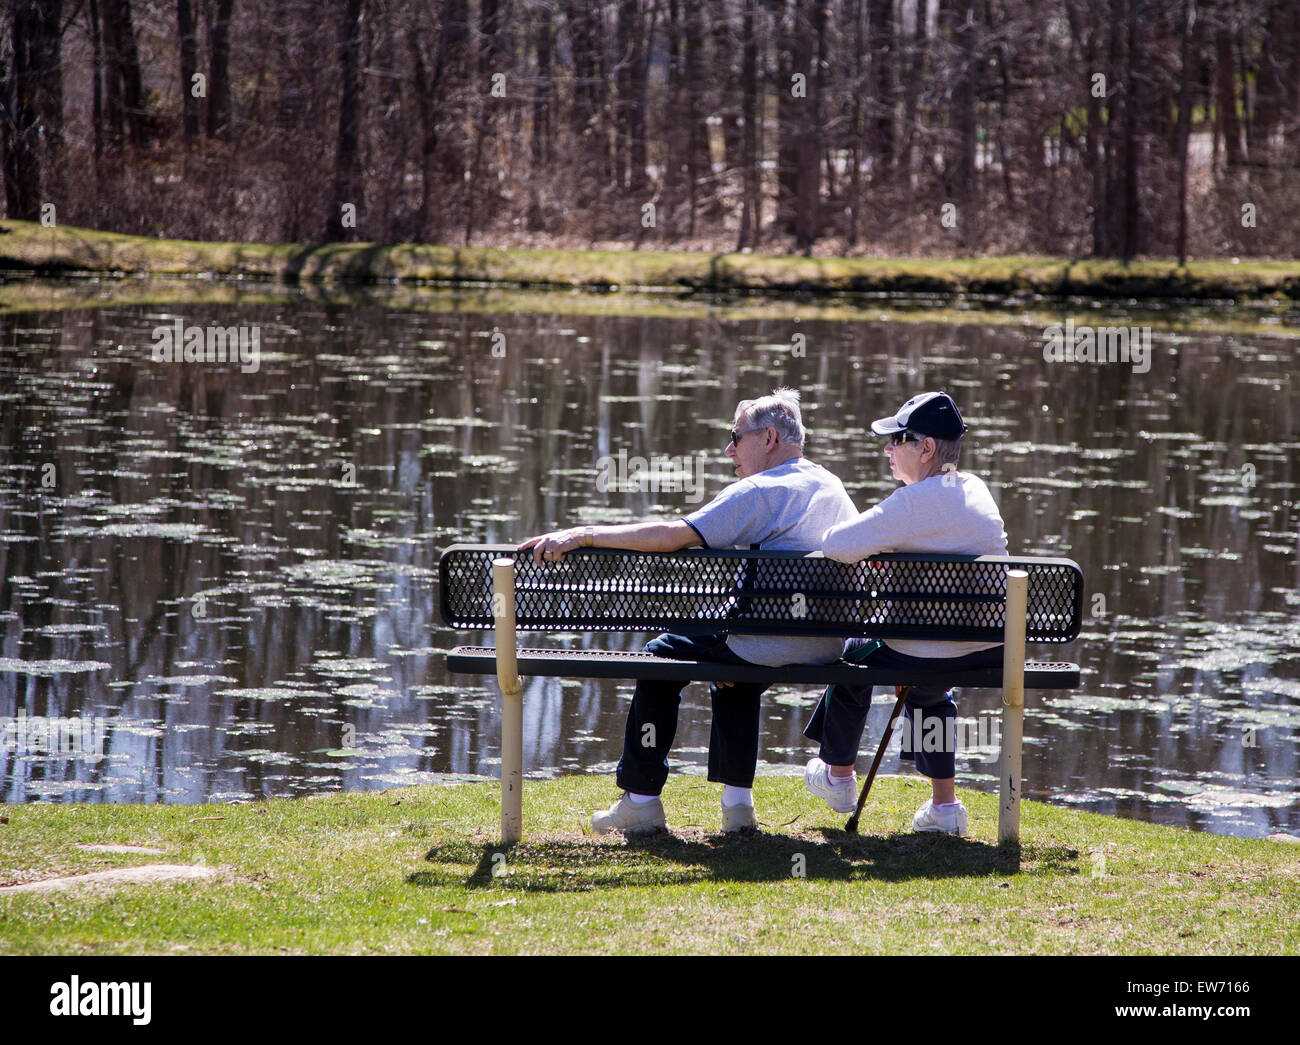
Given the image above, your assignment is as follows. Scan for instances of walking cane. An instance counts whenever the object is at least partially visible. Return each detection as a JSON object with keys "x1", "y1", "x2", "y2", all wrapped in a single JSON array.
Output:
[{"x1": 844, "y1": 685, "x2": 910, "y2": 834}]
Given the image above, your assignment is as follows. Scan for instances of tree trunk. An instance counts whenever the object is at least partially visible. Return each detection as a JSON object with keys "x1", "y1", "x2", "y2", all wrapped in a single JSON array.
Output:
[
  {"x1": 1063, "y1": 0, "x2": 1105, "y2": 255},
  {"x1": 776, "y1": 0, "x2": 799, "y2": 235},
  {"x1": 102, "y1": 0, "x2": 148, "y2": 145},
  {"x1": 89, "y1": 0, "x2": 103, "y2": 163},
  {"x1": 949, "y1": 0, "x2": 977, "y2": 206},
  {"x1": 207, "y1": 0, "x2": 235, "y2": 141},
  {"x1": 372, "y1": 5, "x2": 405, "y2": 237},
  {"x1": 847, "y1": 0, "x2": 863, "y2": 246},
  {"x1": 737, "y1": 0, "x2": 760, "y2": 250},
  {"x1": 435, "y1": 0, "x2": 469, "y2": 183},
  {"x1": 528, "y1": 5, "x2": 554, "y2": 231},
  {"x1": 270, "y1": 1, "x2": 308, "y2": 241},
  {"x1": 410, "y1": 31, "x2": 437, "y2": 238},
  {"x1": 715, "y1": 9, "x2": 743, "y2": 178},
  {"x1": 326, "y1": 0, "x2": 365, "y2": 241},
  {"x1": 629, "y1": 1, "x2": 649, "y2": 196},
  {"x1": 466, "y1": 0, "x2": 504, "y2": 245},
  {"x1": 684, "y1": 1, "x2": 710, "y2": 234},
  {"x1": 532, "y1": 12, "x2": 553, "y2": 169},
  {"x1": 1279, "y1": 0, "x2": 1300, "y2": 167},
  {"x1": 1214, "y1": 6, "x2": 1243, "y2": 167},
  {"x1": 1175, "y1": 0, "x2": 1196, "y2": 264},
  {"x1": 1099, "y1": 0, "x2": 1128, "y2": 255},
  {"x1": 1122, "y1": 0, "x2": 1143, "y2": 259},
  {"x1": 1249, "y1": 0, "x2": 1282, "y2": 168},
  {"x1": 22, "y1": 0, "x2": 64, "y2": 206},
  {"x1": 615, "y1": 0, "x2": 635, "y2": 191},
  {"x1": 661, "y1": 0, "x2": 685, "y2": 230},
  {"x1": 564, "y1": 0, "x2": 608, "y2": 198},
  {"x1": 868, "y1": 0, "x2": 894, "y2": 183},
  {"x1": 794, "y1": 0, "x2": 825, "y2": 254},
  {"x1": 2, "y1": 3, "x2": 41, "y2": 219},
  {"x1": 899, "y1": 0, "x2": 928, "y2": 192},
  {"x1": 100, "y1": 0, "x2": 125, "y2": 147},
  {"x1": 179, "y1": 0, "x2": 199, "y2": 142},
  {"x1": 1148, "y1": 3, "x2": 1179, "y2": 160}
]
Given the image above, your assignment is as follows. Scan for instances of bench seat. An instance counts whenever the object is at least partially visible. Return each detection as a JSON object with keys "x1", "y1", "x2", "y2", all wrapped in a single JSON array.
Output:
[{"x1": 446, "y1": 645, "x2": 1080, "y2": 689}]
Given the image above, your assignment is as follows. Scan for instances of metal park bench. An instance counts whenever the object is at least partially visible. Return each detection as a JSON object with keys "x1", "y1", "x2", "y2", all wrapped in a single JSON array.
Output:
[{"x1": 439, "y1": 544, "x2": 1084, "y2": 844}]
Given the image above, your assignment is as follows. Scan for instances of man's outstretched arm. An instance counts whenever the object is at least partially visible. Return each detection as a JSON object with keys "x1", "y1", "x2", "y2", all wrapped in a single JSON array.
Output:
[{"x1": 518, "y1": 520, "x2": 701, "y2": 565}]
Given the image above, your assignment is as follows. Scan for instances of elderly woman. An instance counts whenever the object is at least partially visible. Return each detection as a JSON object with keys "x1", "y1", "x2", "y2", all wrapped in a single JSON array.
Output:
[{"x1": 803, "y1": 392, "x2": 1007, "y2": 836}]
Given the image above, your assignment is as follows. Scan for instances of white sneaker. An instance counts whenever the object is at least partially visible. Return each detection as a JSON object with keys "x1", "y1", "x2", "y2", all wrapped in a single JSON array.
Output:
[
  {"x1": 804, "y1": 757, "x2": 858, "y2": 814},
  {"x1": 721, "y1": 802, "x2": 758, "y2": 833},
  {"x1": 591, "y1": 793, "x2": 666, "y2": 835},
  {"x1": 912, "y1": 798, "x2": 967, "y2": 836}
]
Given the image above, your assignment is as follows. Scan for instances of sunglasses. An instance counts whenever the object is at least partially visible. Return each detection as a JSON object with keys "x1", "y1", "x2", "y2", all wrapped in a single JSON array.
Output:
[
  {"x1": 888, "y1": 431, "x2": 920, "y2": 446},
  {"x1": 728, "y1": 427, "x2": 763, "y2": 446}
]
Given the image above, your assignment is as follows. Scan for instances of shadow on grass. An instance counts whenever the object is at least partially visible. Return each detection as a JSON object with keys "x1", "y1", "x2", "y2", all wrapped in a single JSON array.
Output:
[{"x1": 405, "y1": 830, "x2": 1080, "y2": 893}]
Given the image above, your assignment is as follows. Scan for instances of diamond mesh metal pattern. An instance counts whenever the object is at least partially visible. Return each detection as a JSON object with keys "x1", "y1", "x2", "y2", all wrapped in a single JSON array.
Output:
[{"x1": 439, "y1": 545, "x2": 1083, "y2": 643}]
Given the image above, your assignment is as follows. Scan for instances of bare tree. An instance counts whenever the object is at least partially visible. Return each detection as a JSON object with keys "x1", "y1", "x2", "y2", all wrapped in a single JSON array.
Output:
[
  {"x1": 3, "y1": 0, "x2": 64, "y2": 218},
  {"x1": 178, "y1": 0, "x2": 199, "y2": 142},
  {"x1": 1248, "y1": 0, "x2": 1284, "y2": 168},
  {"x1": 1175, "y1": 0, "x2": 1196, "y2": 263},
  {"x1": 868, "y1": 0, "x2": 894, "y2": 184},
  {"x1": 326, "y1": 0, "x2": 364, "y2": 241},
  {"x1": 793, "y1": 0, "x2": 824, "y2": 253},
  {"x1": 737, "y1": 0, "x2": 762, "y2": 249},
  {"x1": 1211, "y1": 0, "x2": 1244, "y2": 167}
]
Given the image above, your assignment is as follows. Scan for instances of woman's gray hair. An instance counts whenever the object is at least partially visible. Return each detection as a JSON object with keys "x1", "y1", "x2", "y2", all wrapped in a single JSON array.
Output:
[{"x1": 735, "y1": 387, "x2": 805, "y2": 447}]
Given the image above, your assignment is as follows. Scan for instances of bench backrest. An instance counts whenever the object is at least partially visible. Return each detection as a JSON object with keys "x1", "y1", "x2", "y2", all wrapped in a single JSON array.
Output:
[{"x1": 439, "y1": 545, "x2": 1083, "y2": 644}]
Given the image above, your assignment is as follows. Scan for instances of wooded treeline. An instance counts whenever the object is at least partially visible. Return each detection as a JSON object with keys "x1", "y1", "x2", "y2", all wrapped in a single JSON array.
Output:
[{"x1": 2, "y1": 0, "x2": 1297, "y2": 258}]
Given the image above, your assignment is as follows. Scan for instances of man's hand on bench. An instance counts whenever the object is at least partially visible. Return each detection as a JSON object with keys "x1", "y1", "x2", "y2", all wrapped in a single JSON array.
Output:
[
  {"x1": 519, "y1": 520, "x2": 703, "y2": 565},
  {"x1": 518, "y1": 528, "x2": 589, "y2": 565}
]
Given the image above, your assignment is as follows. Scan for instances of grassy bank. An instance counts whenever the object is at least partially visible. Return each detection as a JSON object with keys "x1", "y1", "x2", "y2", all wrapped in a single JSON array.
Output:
[
  {"x1": 3, "y1": 220, "x2": 1299, "y2": 302},
  {"x1": 6, "y1": 273, "x2": 1300, "y2": 343},
  {"x1": 1, "y1": 776, "x2": 1294, "y2": 955},
  {"x1": 7, "y1": 272, "x2": 1300, "y2": 347}
]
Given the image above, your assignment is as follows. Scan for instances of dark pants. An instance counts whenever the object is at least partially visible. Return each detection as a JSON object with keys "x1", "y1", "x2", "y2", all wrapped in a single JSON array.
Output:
[
  {"x1": 616, "y1": 632, "x2": 768, "y2": 796},
  {"x1": 803, "y1": 641, "x2": 1004, "y2": 780}
]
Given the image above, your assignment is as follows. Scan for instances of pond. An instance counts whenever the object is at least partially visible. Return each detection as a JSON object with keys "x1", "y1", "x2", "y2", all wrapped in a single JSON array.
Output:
[{"x1": 1, "y1": 282, "x2": 1297, "y2": 838}]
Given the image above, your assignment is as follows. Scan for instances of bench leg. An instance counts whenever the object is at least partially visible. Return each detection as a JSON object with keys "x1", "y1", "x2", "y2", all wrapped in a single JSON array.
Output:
[
  {"x1": 501, "y1": 684, "x2": 523, "y2": 845},
  {"x1": 998, "y1": 570, "x2": 1029, "y2": 845},
  {"x1": 493, "y1": 559, "x2": 524, "y2": 845}
]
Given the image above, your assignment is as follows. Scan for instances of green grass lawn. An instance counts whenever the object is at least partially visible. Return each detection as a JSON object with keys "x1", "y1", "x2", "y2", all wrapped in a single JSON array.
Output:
[{"x1": 1, "y1": 776, "x2": 1294, "y2": 955}]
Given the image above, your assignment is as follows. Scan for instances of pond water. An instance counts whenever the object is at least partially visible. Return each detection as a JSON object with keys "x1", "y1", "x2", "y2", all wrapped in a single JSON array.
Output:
[{"x1": 1, "y1": 283, "x2": 1297, "y2": 838}]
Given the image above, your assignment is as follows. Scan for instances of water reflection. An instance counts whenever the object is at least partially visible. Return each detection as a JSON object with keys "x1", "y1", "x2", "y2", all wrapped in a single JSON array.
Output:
[{"x1": 1, "y1": 292, "x2": 1296, "y2": 837}]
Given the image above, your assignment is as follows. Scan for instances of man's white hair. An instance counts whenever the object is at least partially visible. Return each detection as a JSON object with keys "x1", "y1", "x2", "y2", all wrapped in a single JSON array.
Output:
[{"x1": 735, "y1": 387, "x2": 805, "y2": 447}]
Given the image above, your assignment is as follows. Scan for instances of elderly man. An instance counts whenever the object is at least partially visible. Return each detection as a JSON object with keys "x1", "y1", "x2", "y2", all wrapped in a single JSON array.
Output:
[
  {"x1": 803, "y1": 391, "x2": 1007, "y2": 836},
  {"x1": 521, "y1": 388, "x2": 857, "y2": 835}
]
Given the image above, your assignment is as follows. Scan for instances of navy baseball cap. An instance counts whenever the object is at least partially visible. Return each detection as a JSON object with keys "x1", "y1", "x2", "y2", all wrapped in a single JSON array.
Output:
[{"x1": 871, "y1": 391, "x2": 968, "y2": 440}]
